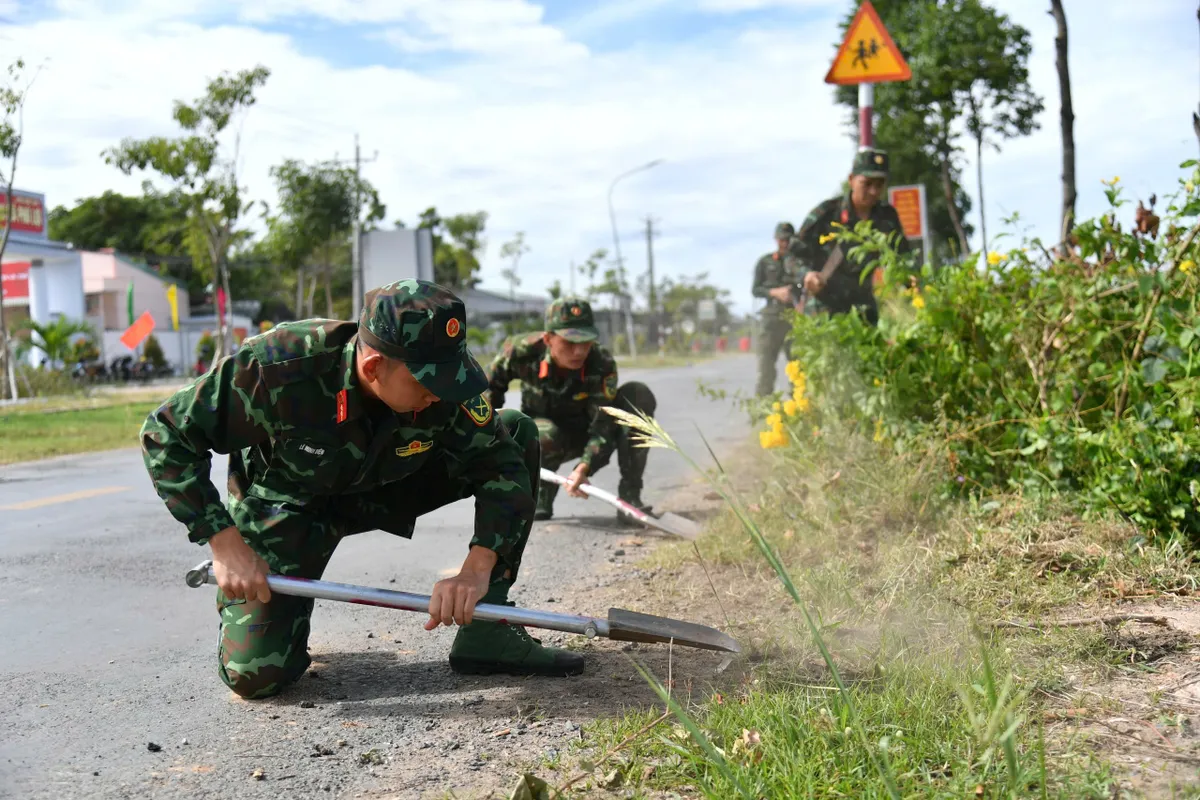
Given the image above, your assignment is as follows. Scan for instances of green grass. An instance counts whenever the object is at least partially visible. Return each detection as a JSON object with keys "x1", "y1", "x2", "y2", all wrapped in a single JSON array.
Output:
[
  {"x1": 0, "y1": 401, "x2": 161, "y2": 464},
  {"x1": 523, "y1": 411, "x2": 1196, "y2": 798}
]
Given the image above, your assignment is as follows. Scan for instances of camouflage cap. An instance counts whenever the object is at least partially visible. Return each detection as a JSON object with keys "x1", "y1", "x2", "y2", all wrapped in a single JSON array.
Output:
[
  {"x1": 545, "y1": 296, "x2": 599, "y2": 343},
  {"x1": 358, "y1": 279, "x2": 487, "y2": 403},
  {"x1": 851, "y1": 148, "x2": 889, "y2": 178},
  {"x1": 775, "y1": 222, "x2": 795, "y2": 239}
]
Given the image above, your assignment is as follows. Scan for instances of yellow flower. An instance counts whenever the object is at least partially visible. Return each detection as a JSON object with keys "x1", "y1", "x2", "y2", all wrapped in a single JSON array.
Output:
[
  {"x1": 772, "y1": 401, "x2": 781, "y2": 411},
  {"x1": 783, "y1": 399, "x2": 798, "y2": 417},
  {"x1": 987, "y1": 251, "x2": 1003, "y2": 266},
  {"x1": 1187, "y1": 181, "x2": 1196, "y2": 193},
  {"x1": 1113, "y1": 176, "x2": 1120, "y2": 183},
  {"x1": 873, "y1": 418, "x2": 885, "y2": 443},
  {"x1": 785, "y1": 360, "x2": 803, "y2": 383},
  {"x1": 911, "y1": 294, "x2": 925, "y2": 309},
  {"x1": 873, "y1": 378, "x2": 882, "y2": 387},
  {"x1": 793, "y1": 394, "x2": 810, "y2": 412},
  {"x1": 765, "y1": 413, "x2": 782, "y2": 429},
  {"x1": 819, "y1": 233, "x2": 837, "y2": 245},
  {"x1": 1180, "y1": 259, "x2": 1195, "y2": 274},
  {"x1": 759, "y1": 428, "x2": 788, "y2": 449}
]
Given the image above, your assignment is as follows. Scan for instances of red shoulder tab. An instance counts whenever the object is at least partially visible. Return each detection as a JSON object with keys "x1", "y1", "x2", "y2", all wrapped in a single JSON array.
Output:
[
  {"x1": 538, "y1": 360, "x2": 549, "y2": 379},
  {"x1": 336, "y1": 389, "x2": 348, "y2": 423},
  {"x1": 840, "y1": 209, "x2": 849, "y2": 224}
]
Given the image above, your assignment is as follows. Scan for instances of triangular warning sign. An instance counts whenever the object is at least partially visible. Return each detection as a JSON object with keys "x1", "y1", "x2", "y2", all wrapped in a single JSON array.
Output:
[{"x1": 825, "y1": 0, "x2": 911, "y2": 86}]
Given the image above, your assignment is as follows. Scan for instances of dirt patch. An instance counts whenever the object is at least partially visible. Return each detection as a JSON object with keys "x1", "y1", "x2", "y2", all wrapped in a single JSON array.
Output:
[{"x1": 1030, "y1": 600, "x2": 1200, "y2": 798}]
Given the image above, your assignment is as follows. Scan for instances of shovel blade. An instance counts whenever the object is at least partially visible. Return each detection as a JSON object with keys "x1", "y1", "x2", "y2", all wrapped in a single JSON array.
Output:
[
  {"x1": 607, "y1": 607, "x2": 741, "y2": 653},
  {"x1": 647, "y1": 511, "x2": 703, "y2": 540}
]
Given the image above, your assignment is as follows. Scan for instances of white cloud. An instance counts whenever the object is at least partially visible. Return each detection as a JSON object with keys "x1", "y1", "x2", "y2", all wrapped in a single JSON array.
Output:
[{"x1": 1, "y1": 1, "x2": 1195, "y2": 318}]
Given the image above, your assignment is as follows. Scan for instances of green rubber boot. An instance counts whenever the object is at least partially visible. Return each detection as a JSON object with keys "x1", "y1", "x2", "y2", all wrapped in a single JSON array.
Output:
[
  {"x1": 449, "y1": 583, "x2": 585, "y2": 677},
  {"x1": 533, "y1": 480, "x2": 556, "y2": 521}
]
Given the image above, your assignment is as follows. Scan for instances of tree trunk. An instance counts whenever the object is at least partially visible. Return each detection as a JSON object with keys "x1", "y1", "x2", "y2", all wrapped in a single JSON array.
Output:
[
  {"x1": 1050, "y1": 0, "x2": 1077, "y2": 248},
  {"x1": 220, "y1": 257, "x2": 234, "y2": 356},
  {"x1": 295, "y1": 266, "x2": 305, "y2": 321},
  {"x1": 976, "y1": 131, "x2": 987, "y2": 255},
  {"x1": 323, "y1": 260, "x2": 333, "y2": 319},
  {"x1": 0, "y1": 187, "x2": 16, "y2": 400},
  {"x1": 940, "y1": 158, "x2": 970, "y2": 256}
]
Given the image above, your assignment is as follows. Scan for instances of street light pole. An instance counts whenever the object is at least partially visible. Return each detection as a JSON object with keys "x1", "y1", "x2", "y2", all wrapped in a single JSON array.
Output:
[{"x1": 607, "y1": 158, "x2": 663, "y2": 359}]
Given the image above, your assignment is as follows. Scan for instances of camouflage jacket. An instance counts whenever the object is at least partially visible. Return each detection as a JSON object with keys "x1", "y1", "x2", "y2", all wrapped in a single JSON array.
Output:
[
  {"x1": 786, "y1": 192, "x2": 912, "y2": 314},
  {"x1": 751, "y1": 250, "x2": 795, "y2": 318},
  {"x1": 140, "y1": 320, "x2": 533, "y2": 570},
  {"x1": 486, "y1": 332, "x2": 619, "y2": 470}
]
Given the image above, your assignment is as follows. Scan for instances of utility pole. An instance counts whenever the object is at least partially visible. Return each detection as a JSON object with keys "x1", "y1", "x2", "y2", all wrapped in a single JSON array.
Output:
[
  {"x1": 569, "y1": 259, "x2": 576, "y2": 295},
  {"x1": 348, "y1": 134, "x2": 379, "y2": 320},
  {"x1": 644, "y1": 216, "x2": 660, "y2": 353}
]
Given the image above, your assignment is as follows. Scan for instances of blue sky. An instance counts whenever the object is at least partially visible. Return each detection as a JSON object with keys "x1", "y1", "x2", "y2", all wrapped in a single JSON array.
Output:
[{"x1": 1, "y1": 0, "x2": 1197, "y2": 314}]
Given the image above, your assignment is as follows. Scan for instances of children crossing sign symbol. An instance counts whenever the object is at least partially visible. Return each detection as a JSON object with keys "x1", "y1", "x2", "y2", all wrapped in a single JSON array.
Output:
[{"x1": 825, "y1": 0, "x2": 911, "y2": 85}]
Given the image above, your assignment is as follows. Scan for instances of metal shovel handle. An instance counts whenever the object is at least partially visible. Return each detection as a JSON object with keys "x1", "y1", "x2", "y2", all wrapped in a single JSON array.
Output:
[
  {"x1": 541, "y1": 468, "x2": 654, "y2": 524},
  {"x1": 185, "y1": 560, "x2": 609, "y2": 639}
]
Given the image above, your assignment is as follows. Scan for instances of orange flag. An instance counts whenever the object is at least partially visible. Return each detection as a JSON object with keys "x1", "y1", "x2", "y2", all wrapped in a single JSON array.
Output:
[{"x1": 121, "y1": 311, "x2": 156, "y2": 350}]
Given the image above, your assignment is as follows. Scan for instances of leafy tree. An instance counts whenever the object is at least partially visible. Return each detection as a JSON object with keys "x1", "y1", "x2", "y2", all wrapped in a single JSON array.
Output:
[
  {"x1": 48, "y1": 186, "x2": 198, "y2": 292},
  {"x1": 834, "y1": 0, "x2": 1041, "y2": 258},
  {"x1": 266, "y1": 158, "x2": 384, "y2": 318},
  {"x1": 14, "y1": 317, "x2": 96, "y2": 367},
  {"x1": 104, "y1": 65, "x2": 271, "y2": 362},
  {"x1": 574, "y1": 248, "x2": 611, "y2": 301},
  {"x1": 547, "y1": 279, "x2": 563, "y2": 300},
  {"x1": 499, "y1": 232, "x2": 529, "y2": 336},
  {"x1": 659, "y1": 273, "x2": 733, "y2": 333},
  {"x1": 397, "y1": 207, "x2": 489, "y2": 288}
]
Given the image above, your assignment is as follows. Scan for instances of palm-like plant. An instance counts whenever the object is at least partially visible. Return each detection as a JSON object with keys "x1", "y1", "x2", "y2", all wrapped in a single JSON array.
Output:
[{"x1": 15, "y1": 317, "x2": 98, "y2": 367}]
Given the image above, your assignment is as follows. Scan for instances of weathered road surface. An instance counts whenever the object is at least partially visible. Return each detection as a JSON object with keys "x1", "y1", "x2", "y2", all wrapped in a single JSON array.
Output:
[{"x1": 0, "y1": 355, "x2": 759, "y2": 799}]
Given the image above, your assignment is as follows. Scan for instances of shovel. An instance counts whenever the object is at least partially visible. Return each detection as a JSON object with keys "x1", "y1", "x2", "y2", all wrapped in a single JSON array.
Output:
[
  {"x1": 539, "y1": 468, "x2": 702, "y2": 539},
  {"x1": 185, "y1": 560, "x2": 740, "y2": 653}
]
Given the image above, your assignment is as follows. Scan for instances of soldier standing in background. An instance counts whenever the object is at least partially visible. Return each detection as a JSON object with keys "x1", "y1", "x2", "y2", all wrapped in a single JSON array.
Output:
[
  {"x1": 752, "y1": 221, "x2": 797, "y2": 396},
  {"x1": 787, "y1": 148, "x2": 911, "y2": 327}
]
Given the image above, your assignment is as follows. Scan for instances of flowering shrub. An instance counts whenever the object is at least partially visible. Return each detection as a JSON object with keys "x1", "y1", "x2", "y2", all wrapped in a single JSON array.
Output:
[{"x1": 757, "y1": 161, "x2": 1200, "y2": 541}]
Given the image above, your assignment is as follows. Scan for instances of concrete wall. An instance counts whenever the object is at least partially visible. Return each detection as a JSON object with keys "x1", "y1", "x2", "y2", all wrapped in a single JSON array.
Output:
[{"x1": 100, "y1": 314, "x2": 254, "y2": 375}]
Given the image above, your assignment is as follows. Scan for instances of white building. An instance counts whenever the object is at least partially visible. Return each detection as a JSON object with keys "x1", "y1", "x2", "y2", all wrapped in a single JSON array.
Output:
[{"x1": 2, "y1": 187, "x2": 249, "y2": 373}]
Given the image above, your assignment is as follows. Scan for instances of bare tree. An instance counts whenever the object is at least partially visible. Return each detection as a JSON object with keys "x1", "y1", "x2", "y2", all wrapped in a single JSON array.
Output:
[
  {"x1": 0, "y1": 59, "x2": 43, "y2": 400},
  {"x1": 1050, "y1": 0, "x2": 1077, "y2": 248}
]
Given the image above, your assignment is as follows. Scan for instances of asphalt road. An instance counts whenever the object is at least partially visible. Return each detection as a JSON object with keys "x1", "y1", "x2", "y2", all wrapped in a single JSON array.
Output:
[{"x1": 0, "y1": 354, "x2": 760, "y2": 799}]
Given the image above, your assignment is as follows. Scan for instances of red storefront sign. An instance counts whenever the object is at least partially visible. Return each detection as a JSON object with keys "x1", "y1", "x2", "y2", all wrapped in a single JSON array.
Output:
[
  {"x1": 1, "y1": 262, "x2": 30, "y2": 300},
  {"x1": 0, "y1": 193, "x2": 46, "y2": 236}
]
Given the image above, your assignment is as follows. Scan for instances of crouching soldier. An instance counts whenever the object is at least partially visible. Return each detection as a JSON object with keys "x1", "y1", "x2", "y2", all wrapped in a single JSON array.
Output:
[
  {"x1": 487, "y1": 297, "x2": 657, "y2": 524},
  {"x1": 140, "y1": 280, "x2": 584, "y2": 700}
]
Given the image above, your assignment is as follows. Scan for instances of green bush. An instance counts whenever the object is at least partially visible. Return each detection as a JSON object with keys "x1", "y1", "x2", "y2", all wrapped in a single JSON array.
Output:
[
  {"x1": 143, "y1": 334, "x2": 166, "y2": 369},
  {"x1": 195, "y1": 332, "x2": 215, "y2": 364},
  {"x1": 762, "y1": 161, "x2": 1200, "y2": 541}
]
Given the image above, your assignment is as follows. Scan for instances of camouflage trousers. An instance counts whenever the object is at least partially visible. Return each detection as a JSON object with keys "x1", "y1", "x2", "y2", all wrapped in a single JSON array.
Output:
[
  {"x1": 755, "y1": 315, "x2": 794, "y2": 397},
  {"x1": 214, "y1": 407, "x2": 539, "y2": 700},
  {"x1": 535, "y1": 381, "x2": 657, "y2": 508}
]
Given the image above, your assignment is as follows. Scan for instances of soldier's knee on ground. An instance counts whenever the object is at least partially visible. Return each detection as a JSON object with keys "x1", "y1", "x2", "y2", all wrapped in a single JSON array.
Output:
[
  {"x1": 217, "y1": 594, "x2": 313, "y2": 700},
  {"x1": 615, "y1": 381, "x2": 657, "y2": 417}
]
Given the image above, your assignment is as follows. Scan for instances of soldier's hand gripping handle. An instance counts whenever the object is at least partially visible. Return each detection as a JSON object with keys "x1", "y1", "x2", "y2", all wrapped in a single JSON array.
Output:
[{"x1": 208, "y1": 527, "x2": 272, "y2": 603}]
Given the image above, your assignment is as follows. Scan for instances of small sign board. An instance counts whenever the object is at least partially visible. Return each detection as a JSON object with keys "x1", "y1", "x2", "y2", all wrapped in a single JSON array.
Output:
[
  {"x1": 888, "y1": 183, "x2": 931, "y2": 267},
  {"x1": 697, "y1": 299, "x2": 717, "y2": 322},
  {"x1": 825, "y1": 1, "x2": 911, "y2": 86}
]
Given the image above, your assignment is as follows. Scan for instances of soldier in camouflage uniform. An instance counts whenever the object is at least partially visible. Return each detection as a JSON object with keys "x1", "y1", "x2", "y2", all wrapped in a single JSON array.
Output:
[
  {"x1": 487, "y1": 297, "x2": 656, "y2": 523},
  {"x1": 786, "y1": 148, "x2": 912, "y2": 327},
  {"x1": 752, "y1": 221, "x2": 797, "y2": 396},
  {"x1": 140, "y1": 280, "x2": 584, "y2": 700}
]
